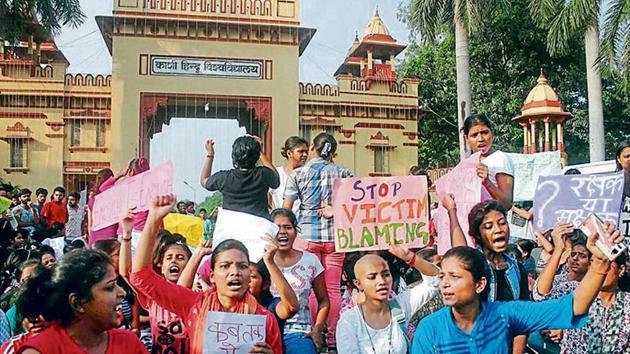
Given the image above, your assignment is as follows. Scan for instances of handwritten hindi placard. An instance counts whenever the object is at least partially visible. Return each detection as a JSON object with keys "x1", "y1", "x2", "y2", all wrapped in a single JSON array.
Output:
[
  {"x1": 435, "y1": 152, "x2": 488, "y2": 254},
  {"x1": 532, "y1": 171, "x2": 625, "y2": 232},
  {"x1": 203, "y1": 311, "x2": 266, "y2": 354},
  {"x1": 507, "y1": 151, "x2": 562, "y2": 202},
  {"x1": 332, "y1": 176, "x2": 430, "y2": 252},
  {"x1": 92, "y1": 161, "x2": 174, "y2": 231},
  {"x1": 212, "y1": 208, "x2": 279, "y2": 262}
]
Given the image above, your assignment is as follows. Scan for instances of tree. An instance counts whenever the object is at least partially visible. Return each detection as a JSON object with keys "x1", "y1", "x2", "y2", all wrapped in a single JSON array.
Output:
[
  {"x1": 529, "y1": 0, "x2": 627, "y2": 162},
  {"x1": 0, "y1": 0, "x2": 85, "y2": 48},
  {"x1": 401, "y1": 0, "x2": 629, "y2": 168},
  {"x1": 403, "y1": 0, "x2": 503, "y2": 160}
]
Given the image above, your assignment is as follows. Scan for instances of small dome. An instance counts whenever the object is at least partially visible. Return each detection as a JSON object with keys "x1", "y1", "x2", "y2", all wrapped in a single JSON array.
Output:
[
  {"x1": 364, "y1": 9, "x2": 391, "y2": 37},
  {"x1": 519, "y1": 69, "x2": 567, "y2": 117}
]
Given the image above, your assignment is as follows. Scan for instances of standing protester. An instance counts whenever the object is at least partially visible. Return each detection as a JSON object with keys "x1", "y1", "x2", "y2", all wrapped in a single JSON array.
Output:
[
  {"x1": 65, "y1": 192, "x2": 85, "y2": 244},
  {"x1": 463, "y1": 113, "x2": 514, "y2": 208},
  {"x1": 336, "y1": 246, "x2": 440, "y2": 354},
  {"x1": 283, "y1": 132, "x2": 352, "y2": 349},
  {"x1": 412, "y1": 224, "x2": 624, "y2": 353},
  {"x1": 269, "y1": 208, "x2": 329, "y2": 353},
  {"x1": 87, "y1": 168, "x2": 116, "y2": 244},
  {"x1": 11, "y1": 189, "x2": 39, "y2": 237},
  {"x1": 40, "y1": 187, "x2": 68, "y2": 238},
  {"x1": 13, "y1": 249, "x2": 146, "y2": 353},
  {"x1": 200, "y1": 136, "x2": 280, "y2": 220},
  {"x1": 269, "y1": 136, "x2": 309, "y2": 213},
  {"x1": 130, "y1": 194, "x2": 282, "y2": 354},
  {"x1": 615, "y1": 140, "x2": 630, "y2": 172}
]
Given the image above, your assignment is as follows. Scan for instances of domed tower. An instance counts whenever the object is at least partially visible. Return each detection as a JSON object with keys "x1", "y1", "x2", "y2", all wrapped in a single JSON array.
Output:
[{"x1": 513, "y1": 69, "x2": 572, "y2": 164}]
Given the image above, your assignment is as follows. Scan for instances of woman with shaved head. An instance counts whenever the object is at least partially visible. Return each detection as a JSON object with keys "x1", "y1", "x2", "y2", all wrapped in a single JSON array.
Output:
[{"x1": 336, "y1": 245, "x2": 440, "y2": 353}]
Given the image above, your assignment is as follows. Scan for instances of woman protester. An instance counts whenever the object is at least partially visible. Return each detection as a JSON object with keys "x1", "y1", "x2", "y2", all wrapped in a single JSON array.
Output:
[
  {"x1": 130, "y1": 194, "x2": 282, "y2": 354},
  {"x1": 336, "y1": 245, "x2": 439, "y2": 354},
  {"x1": 14, "y1": 249, "x2": 146, "y2": 353},
  {"x1": 269, "y1": 137, "x2": 309, "y2": 213},
  {"x1": 463, "y1": 113, "x2": 514, "y2": 208},
  {"x1": 200, "y1": 136, "x2": 279, "y2": 220},
  {"x1": 412, "y1": 223, "x2": 625, "y2": 353},
  {"x1": 282, "y1": 132, "x2": 352, "y2": 349},
  {"x1": 269, "y1": 208, "x2": 329, "y2": 353}
]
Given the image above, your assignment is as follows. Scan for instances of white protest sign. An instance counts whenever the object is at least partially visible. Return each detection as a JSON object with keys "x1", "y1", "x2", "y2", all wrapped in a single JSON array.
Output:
[
  {"x1": 508, "y1": 151, "x2": 562, "y2": 202},
  {"x1": 212, "y1": 208, "x2": 279, "y2": 262},
  {"x1": 203, "y1": 311, "x2": 266, "y2": 354},
  {"x1": 507, "y1": 210, "x2": 534, "y2": 240}
]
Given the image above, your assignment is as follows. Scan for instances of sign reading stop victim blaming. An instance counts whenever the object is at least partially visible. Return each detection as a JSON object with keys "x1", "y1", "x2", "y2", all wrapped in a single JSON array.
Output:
[{"x1": 333, "y1": 176, "x2": 430, "y2": 252}]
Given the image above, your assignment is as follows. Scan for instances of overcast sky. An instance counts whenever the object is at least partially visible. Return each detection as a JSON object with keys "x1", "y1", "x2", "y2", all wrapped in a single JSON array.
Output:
[{"x1": 56, "y1": 0, "x2": 411, "y2": 84}]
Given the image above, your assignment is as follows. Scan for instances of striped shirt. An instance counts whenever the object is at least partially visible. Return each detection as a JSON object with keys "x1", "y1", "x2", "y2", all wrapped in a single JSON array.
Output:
[
  {"x1": 412, "y1": 293, "x2": 587, "y2": 353},
  {"x1": 284, "y1": 157, "x2": 352, "y2": 242}
]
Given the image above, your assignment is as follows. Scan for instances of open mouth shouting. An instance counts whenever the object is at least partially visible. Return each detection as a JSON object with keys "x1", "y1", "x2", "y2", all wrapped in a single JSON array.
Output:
[
  {"x1": 226, "y1": 279, "x2": 243, "y2": 292},
  {"x1": 276, "y1": 235, "x2": 290, "y2": 246},
  {"x1": 491, "y1": 235, "x2": 508, "y2": 250}
]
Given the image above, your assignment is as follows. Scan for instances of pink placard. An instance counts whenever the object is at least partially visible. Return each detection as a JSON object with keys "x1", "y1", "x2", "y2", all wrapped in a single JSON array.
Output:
[
  {"x1": 332, "y1": 176, "x2": 430, "y2": 252},
  {"x1": 92, "y1": 161, "x2": 174, "y2": 231},
  {"x1": 435, "y1": 152, "x2": 488, "y2": 254}
]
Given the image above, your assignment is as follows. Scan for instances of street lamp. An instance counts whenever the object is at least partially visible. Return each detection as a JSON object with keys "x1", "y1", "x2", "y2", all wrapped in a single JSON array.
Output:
[{"x1": 183, "y1": 181, "x2": 197, "y2": 204}]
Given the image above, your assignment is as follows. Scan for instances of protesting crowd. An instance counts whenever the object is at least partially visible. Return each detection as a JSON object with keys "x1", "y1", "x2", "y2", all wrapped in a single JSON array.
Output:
[{"x1": 0, "y1": 114, "x2": 628, "y2": 354}]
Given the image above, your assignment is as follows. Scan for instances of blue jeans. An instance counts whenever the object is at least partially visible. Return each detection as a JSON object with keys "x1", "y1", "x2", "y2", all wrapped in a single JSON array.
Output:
[{"x1": 283, "y1": 332, "x2": 317, "y2": 354}]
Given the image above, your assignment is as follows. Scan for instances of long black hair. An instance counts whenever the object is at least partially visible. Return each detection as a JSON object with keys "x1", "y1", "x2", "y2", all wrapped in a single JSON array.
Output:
[
  {"x1": 17, "y1": 249, "x2": 114, "y2": 326},
  {"x1": 615, "y1": 140, "x2": 630, "y2": 172},
  {"x1": 468, "y1": 200, "x2": 508, "y2": 248}
]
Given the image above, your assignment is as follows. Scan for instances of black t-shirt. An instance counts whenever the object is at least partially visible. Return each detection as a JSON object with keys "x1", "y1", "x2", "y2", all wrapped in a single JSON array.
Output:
[
  {"x1": 205, "y1": 166, "x2": 280, "y2": 219},
  {"x1": 494, "y1": 268, "x2": 514, "y2": 301}
]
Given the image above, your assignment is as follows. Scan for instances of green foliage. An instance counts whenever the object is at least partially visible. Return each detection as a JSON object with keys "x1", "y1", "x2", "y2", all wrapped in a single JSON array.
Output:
[
  {"x1": 401, "y1": 0, "x2": 629, "y2": 167},
  {"x1": 0, "y1": 0, "x2": 85, "y2": 44},
  {"x1": 197, "y1": 192, "x2": 223, "y2": 215}
]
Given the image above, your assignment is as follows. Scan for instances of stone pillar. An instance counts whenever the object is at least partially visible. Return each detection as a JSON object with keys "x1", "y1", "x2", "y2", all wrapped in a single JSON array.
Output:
[
  {"x1": 522, "y1": 124, "x2": 529, "y2": 153},
  {"x1": 530, "y1": 119, "x2": 537, "y2": 153},
  {"x1": 557, "y1": 122, "x2": 565, "y2": 153},
  {"x1": 544, "y1": 118, "x2": 551, "y2": 152}
]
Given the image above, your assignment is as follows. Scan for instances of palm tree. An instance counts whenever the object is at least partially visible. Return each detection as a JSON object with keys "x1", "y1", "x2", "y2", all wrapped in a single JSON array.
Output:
[
  {"x1": 530, "y1": 0, "x2": 627, "y2": 162},
  {"x1": 405, "y1": 0, "x2": 499, "y2": 160},
  {"x1": 0, "y1": 0, "x2": 85, "y2": 56}
]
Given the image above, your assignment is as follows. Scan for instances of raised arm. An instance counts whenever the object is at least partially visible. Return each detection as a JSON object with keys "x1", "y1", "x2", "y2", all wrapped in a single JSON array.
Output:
[
  {"x1": 262, "y1": 236, "x2": 299, "y2": 320},
  {"x1": 481, "y1": 172, "x2": 514, "y2": 209},
  {"x1": 535, "y1": 224, "x2": 573, "y2": 297},
  {"x1": 132, "y1": 195, "x2": 176, "y2": 273},
  {"x1": 388, "y1": 244, "x2": 439, "y2": 277},
  {"x1": 119, "y1": 208, "x2": 137, "y2": 279},
  {"x1": 512, "y1": 205, "x2": 533, "y2": 220},
  {"x1": 199, "y1": 139, "x2": 215, "y2": 188},
  {"x1": 177, "y1": 240, "x2": 212, "y2": 289},
  {"x1": 255, "y1": 136, "x2": 278, "y2": 180},
  {"x1": 572, "y1": 224, "x2": 622, "y2": 316},
  {"x1": 536, "y1": 231, "x2": 555, "y2": 254},
  {"x1": 442, "y1": 194, "x2": 468, "y2": 247}
]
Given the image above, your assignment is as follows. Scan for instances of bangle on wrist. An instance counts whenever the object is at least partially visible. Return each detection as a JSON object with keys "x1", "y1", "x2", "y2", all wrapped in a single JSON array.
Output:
[
  {"x1": 405, "y1": 252, "x2": 417, "y2": 266},
  {"x1": 206, "y1": 154, "x2": 214, "y2": 159},
  {"x1": 122, "y1": 237, "x2": 132, "y2": 242}
]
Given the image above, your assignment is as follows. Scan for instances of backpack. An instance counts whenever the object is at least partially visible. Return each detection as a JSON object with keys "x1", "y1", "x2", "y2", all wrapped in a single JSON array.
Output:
[{"x1": 389, "y1": 298, "x2": 410, "y2": 353}]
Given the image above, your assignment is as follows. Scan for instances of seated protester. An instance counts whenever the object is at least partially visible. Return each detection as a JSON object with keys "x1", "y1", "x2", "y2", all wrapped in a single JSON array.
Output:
[
  {"x1": 93, "y1": 239, "x2": 138, "y2": 333},
  {"x1": 37, "y1": 245, "x2": 56, "y2": 270},
  {"x1": 269, "y1": 208, "x2": 329, "y2": 353},
  {"x1": 532, "y1": 227, "x2": 629, "y2": 354},
  {"x1": 40, "y1": 187, "x2": 68, "y2": 238},
  {"x1": 13, "y1": 249, "x2": 146, "y2": 353},
  {"x1": 119, "y1": 210, "x2": 191, "y2": 354},
  {"x1": 11, "y1": 189, "x2": 39, "y2": 237},
  {"x1": 9, "y1": 229, "x2": 29, "y2": 251},
  {"x1": 6, "y1": 260, "x2": 41, "y2": 335},
  {"x1": 443, "y1": 197, "x2": 531, "y2": 352},
  {"x1": 412, "y1": 226, "x2": 625, "y2": 354},
  {"x1": 200, "y1": 136, "x2": 280, "y2": 220},
  {"x1": 63, "y1": 239, "x2": 86, "y2": 254},
  {"x1": 130, "y1": 194, "x2": 282, "y2": 353},
  {"x1": 336, "y1": 246, "x2": 440, "y2": 354}
]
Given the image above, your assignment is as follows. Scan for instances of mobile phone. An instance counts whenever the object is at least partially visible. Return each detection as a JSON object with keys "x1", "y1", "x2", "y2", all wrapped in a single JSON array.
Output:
[{"x1": 579, "y1": 213, "x2": 627, "y2": 261}]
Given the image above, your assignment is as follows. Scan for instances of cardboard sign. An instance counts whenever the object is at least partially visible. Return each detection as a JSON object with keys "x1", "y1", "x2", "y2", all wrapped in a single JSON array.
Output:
[
  {"x1": 212, "y1": 208, "x2": 279, "y2": 262},
  {"x1": 332, "y1": 176, "x2": 430, "y2": 252},
  {"x1": 435, "y1": 152, "x2": 488, "y2": 254},
  {"x1": 164, "y1": 213, "x2": 204, "y2": 248},
  {"x1": 533, "y1": 171, "x2": 625, "y2": 232},
  {"x1": 92, "y1": 161, "x2": 174, "y2": 231},
  {"x1": 507, "y1": 210, "x2": 534, "y2": 240},
  {"x1": 203, "y1": 312, "x2": 266, "y2": 354},
  {"x1": 508, "y1": 151, "x2": 562, "y2": 202}
]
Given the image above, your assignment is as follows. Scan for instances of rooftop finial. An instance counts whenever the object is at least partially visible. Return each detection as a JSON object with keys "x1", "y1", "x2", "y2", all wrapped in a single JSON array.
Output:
[
  {"x1": 375, "y1": 5, "x2": 379, "y2": 17},
  {"x1": 537, "y1": 68, "x2": 548, "y2": 84}
]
